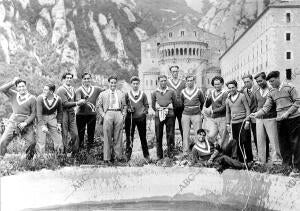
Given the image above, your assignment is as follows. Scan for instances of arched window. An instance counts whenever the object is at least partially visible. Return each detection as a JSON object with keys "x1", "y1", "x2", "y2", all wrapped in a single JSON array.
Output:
[
  {"x1": 184, "y1": 48, "x2": 187, "y2": 55},
  {"x1": 189, "y1": 48, "x2": 192, "y2": 55},
  {"x1": 196, "y1": 49, "x2": 199, "y2": 56},
  {"x1": 176, "y1": 48, "x2": 179, "y2": 55},
  {"x1": 180, "y1": 48, "x2": 183, "y2": 55},
  {"x1": 168, "y1": 49, "x2": 170, "y2": 56},
  {"x1": 193, "y1": 48, "x2": 195, "y2": 55},
  {"x1": 171, "y1": 49, "x2": 174, "y2": 56},
  {"x1": 150, "y1": 80, "x2": 153, "y2": 86}
]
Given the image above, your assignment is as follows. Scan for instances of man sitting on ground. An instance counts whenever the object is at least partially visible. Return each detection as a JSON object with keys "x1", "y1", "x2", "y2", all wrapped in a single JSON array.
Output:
[{"x1": 190, "y1": 129, "x2": 215, "y2": 165}]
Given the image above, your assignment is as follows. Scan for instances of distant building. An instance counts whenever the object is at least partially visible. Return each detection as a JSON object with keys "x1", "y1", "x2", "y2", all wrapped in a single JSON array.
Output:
[
  {"x1": 139, "y1": 21, "x2": 226, "y2": 103},
  {"x1": 220, "y1": 1, "x2": 300, "y2": 91}
]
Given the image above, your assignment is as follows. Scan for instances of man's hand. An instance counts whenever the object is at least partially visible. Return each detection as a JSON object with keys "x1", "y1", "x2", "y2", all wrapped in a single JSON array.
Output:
[
  {"x1": 276, "y1": 112, "x2": 289, "y2": 121},
  {"x1": 244, "y1": 121, "x2": 250, "y2": 130},
  {"x1": 77, "y1": 99, "x2": 86, "y2": 106},
  {"x1": 41, "y1": 125, "x2": 49, "y2": 133},
  {"x1": 18, "y1": 122, "x2": 27, "y2": 130},
  {"x1": 57, "y1": 124, "x2": 62, "y2": 132},
  {"x1": 249, "y1": 112, "x2": 257, "y2": 118}
]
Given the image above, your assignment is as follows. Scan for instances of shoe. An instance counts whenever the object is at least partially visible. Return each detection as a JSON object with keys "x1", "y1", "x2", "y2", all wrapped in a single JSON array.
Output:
[{"x1": 104, "y1": 160, "x2": 113, "y2": 166}]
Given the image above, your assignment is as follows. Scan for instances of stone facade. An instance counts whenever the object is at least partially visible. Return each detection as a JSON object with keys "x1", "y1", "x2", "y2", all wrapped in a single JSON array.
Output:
[
  {"x1": 139, "y1": 21, "x2": 226, "y2": 103},
  {"x1": 220, "y1": 1, "x2": 300, "y2": 91}
]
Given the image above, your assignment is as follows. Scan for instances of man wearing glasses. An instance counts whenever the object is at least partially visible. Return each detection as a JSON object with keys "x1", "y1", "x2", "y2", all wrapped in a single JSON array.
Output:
[
  {"x1": 75, "y1": 73, "x2": 104, "y2": 151},
  {"x1": 57, "y1": 72, "x2": 86, "y2": 154}
]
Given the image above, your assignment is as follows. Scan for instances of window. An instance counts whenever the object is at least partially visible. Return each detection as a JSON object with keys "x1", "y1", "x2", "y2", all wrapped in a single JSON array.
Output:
[
  {"x1": 286, "y1": 51, "x2": 291, "y2": 59},
  {"x1": 286, "y1": 13, "x2": 291, "y2": 23},
  {"x1": 181, "y1": 31, "x2": 185, "y2": 37},
  {"x1": 194, "y1": 31, "x2": 197, "y2": 37},
  {"x1": 146, "y1": 80, "x2": 148, "y2": 86},
  {"x1": 150, "y1": 80, "x2": 153, "y2": 86},
  {"x1": 286, "y1": 33, "x2": 291, "y2": 41},
  {"x1": 286, "y1": 69, "x2": 292, "y2": 80},
  {"x1": 169, "y1": 32, "x2": 172, "y2": 38}
]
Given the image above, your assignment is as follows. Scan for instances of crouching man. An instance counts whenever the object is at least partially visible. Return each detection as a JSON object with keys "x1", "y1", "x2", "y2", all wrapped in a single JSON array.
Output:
[
  {"x1": 36, "y1": 84, "x2": 64, "y2": 156},
  {"x1": 0, "y1": 77, "x2": 36, "y2": 159}
]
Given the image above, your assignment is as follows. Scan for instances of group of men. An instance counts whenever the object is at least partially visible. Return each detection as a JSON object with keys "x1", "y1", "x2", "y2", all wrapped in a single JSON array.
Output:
[{"x1": 0, "y1": 66, "x2": 299, "y2": 172}]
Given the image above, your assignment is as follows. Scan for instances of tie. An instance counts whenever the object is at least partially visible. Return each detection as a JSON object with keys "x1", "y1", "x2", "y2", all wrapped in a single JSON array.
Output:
[
  {"x1": 248, "y1": 89, "x2": 252, "y2": 95},
  {"x1": 110, "y1": 92, "x2": 116, "y2": 108}
]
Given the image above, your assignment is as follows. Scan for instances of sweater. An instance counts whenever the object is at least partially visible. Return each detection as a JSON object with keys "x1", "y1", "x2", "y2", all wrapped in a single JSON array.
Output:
[
  {"x1": 167, "y1": 78, "x2": 185, "y2": 107},
  {"x1": 36, "y1": 94, "x2": 63, "y2": 124},
  {"x1": 226, "y1": 93, "x2": 250, "y2": 124},
  {"x1": 193, "y1": 139, "x2": 214, "y2": 157},
  {"x1": 151, "y1": 87, "x2": 177, "y2": 117},
  {"x1": 257, "y1": 83, "x2": 300, "y2": 119},
  {"x1": 125, "y1": 90, "x2": 149, "y2": 119},
  {"x1": 242, "y1": 86, "x2": 258, "y2": 113},
  {"x1": 253, "y1": 86, "x2": 276, "y2": 119},
  {"x1": 180, "y1": 87, "x2": 205, "y2": 115},
  {"x1": 56, "y1": 85, "x2": 76, "y2": 111},
  {"x1": 205, "y1": 90, "x2": 227, "y2": 118},
  {"x1": 75, "y1": 85, "x2": 103, "y2": 115},
  {"x1": 3, "y1": 89, "x2": 36, "y2": 124}
]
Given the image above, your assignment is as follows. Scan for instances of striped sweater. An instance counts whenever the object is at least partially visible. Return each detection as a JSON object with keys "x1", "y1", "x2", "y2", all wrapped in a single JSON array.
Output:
[
  {"x1": 226, "y1": 92, "x2": 250, "y2": 124},
  {"x1": 36, "y1": 94, "x2": 63, "y2": 124},
  {"x1": 193, "y1": 139, "x2": 215, "y2": 157},
  {"x1": 3, "y1": 90, "x2": 36, "y2": 124},
  {"x1": 205, "y1": 90, "x2": 227, "y2": 118},
  {"x1": 180, "y1": 87, "x2": 205, "y2": 115},
  {"x1": 56, "y1": 85, "x2": 76, "y2": 111},
  {"x1": 75, "y1": 85, "x2": 104, "y2": 115},
  {"x1": 167, "y1": 78, "x2": 185, "y2": 107},
  {"x1": 125, "y1": 90, "x2": 149, "y2": 119}
]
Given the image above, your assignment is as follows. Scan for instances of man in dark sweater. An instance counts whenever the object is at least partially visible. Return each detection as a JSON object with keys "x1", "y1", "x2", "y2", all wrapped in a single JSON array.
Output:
[
  {"x1": 125, "y1": 76, "x2": 150, "y2": 162},
  {"x1": 57, "y1": 72, "x2": 86, "y2": 154},
  {"x1": 167, "y1": 66, "x2": 185, "y2": 140},
  {"x1": 204, "y1": 76, "x2": 227, "y2": 145},
  {"x1": 251, "y1": 71, "x2": 300, "y2": 171},
  {"x1": 36, "y1": 83, "x2": 63, "y2": 155},
  {"x1": 242, "y1": 74, "x2": 258, "y2": 151},
  {"x1": 252, "y1": 72, "x2": 280, "y2": 164},
  {"x1": 0, "y1": 77, "x2": 36, "y2": 158},
  {"x1": 152, "y1": 75, "x2": 177, "y2": 159},
  {"x1": 75, "y1": 73, "x2": 104, "y2": 150}
]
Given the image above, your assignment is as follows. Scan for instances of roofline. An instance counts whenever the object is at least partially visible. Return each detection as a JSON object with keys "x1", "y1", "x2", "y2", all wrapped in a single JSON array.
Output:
[
  {"x1": 219, "y1": 4, "x2": 300, "y2": 60},
  {"x1": 142, "y1": 20, "x2": 223, "y2": 43}
]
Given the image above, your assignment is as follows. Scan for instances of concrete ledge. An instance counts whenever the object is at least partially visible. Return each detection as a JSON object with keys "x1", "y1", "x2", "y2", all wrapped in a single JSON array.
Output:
[{"x1": 1, "y1": 166, "x2": 300, "y2": 210}]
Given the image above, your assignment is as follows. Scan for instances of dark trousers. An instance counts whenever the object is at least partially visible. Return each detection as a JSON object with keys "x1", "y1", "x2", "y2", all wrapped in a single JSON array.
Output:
[
  {"x1": 216, "y1": 155, "x2": 245, "y2": 169},
  {"x1": 155, "y1": 116, "x2": 175, "y2": 159},
  {"x1": 174, "y1": 107, "x2": 183, "y2": 139},
  {"x1": 76, "y1": 114, "x2": 97, "y2": 150},
  {"x1": 125, "y1": 115, "x2": 149, "y2": 159},
  {"x1": 62, "y1": 110, "x2": 79, "y2": 153},
  {"x1": 277, "y1": 116, "x2": 300, "y2": 169},
  {"x1": 231, "y1": 122, "x2": 253, "y2": 162},
  {"x1": 250, "y1": 122, "x2": 257, "y2": 151}
]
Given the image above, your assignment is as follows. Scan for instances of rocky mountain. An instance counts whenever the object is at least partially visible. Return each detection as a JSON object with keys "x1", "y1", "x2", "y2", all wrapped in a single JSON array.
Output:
[{"x1": 0, "y1": 0, "x2": 273, "y2": 81}]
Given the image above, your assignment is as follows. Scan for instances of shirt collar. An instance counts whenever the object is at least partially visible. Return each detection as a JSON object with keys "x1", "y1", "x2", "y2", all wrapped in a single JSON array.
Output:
[{"x1": 156, "y1": 86, "x2": 170, "y2": 94}]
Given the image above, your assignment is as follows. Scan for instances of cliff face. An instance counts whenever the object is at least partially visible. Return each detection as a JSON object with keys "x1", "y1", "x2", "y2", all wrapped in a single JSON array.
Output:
[{"x1": 0, "y1": 0, "x2": 272, "y2": 78}]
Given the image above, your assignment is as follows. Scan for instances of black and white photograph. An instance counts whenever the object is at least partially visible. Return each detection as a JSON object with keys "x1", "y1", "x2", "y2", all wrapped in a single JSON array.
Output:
[{"x1": 0, "y1": 0, "x2": 300, "y2": 210}]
